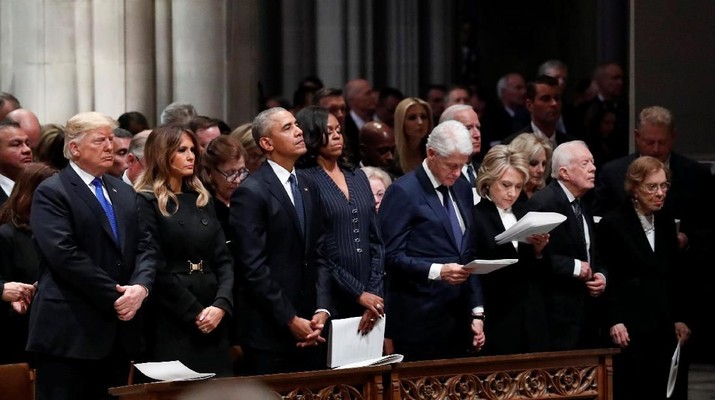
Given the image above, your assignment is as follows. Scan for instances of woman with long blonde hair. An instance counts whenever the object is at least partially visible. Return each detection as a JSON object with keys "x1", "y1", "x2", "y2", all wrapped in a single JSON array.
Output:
[
  {"x1": 135, "y1": 126, "x2": 234, "y2": 376},
  {"x1": 393, "y1": 97, "x2": 433, "y2": 174}
]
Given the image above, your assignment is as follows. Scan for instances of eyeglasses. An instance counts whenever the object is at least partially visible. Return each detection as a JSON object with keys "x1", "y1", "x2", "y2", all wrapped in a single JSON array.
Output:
[
  {"x1": 216, "y1": 167, "x2": 250, "y2": 183},
  {"x1": 642, "y1": 182, "x2": 671, "y2": 194}
]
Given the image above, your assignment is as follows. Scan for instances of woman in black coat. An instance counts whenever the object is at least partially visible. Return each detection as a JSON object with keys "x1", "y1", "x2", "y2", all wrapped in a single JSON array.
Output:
[
  {"x1": 598, "y1": 156, "x2": 690, "y2": 399},
  {"x1": 469, "y1": 145, "x2": 550, "y2": 355},
  {"x1": 135, "y1": 126, "x2": 234, "y2": 376},
  {"x1": 0, "y1": 163, "x2": 56, "y2": 364}
]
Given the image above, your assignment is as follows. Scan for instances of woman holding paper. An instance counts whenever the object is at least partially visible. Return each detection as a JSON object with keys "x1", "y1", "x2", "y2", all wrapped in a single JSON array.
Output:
[
  {"x1": 598, "y1": 156, "x2": 690, "y2": 399},
  {"x1": 468, "y1": 145, "x2": 550, "y2": 355},
  {"x1": 296, "y1": 107, "x2": 385, "y2": 335}
]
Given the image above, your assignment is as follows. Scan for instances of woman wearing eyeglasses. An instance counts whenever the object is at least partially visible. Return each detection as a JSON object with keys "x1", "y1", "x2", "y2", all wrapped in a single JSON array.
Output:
[
  {"x1": 201, "y1": 135, "x2": 249, "y2": 238},
  {"x1": 296, "y1": 106, "x2": 385, "y2": 335},
  {"x1": 135, "y1": 126, "x2": 234, "y2": 376},
  {"x1": 597, "y1": 156, "x2": 690, "y2": 399}
]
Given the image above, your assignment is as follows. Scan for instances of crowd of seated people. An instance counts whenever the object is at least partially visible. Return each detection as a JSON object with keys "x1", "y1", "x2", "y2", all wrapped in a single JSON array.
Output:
[{"x1": 0, "y1": 62, "x2": 712, "y2": 400}]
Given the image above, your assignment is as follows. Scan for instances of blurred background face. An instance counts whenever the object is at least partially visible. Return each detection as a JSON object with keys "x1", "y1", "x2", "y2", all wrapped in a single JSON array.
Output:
[
  {"x1": 527, "y1": 84, "x2": 562, "y2": 125},
  {"x1": 503, "y1": 75, "x2": 526, "y2": 107},
  {"x1": 244, "y1": 145, "x2": 264, "y2": 172},
  {"x1": 210, "y1": 157, "x2": 247, "y2": 203},
  {"x1": 0, "y1": 127, "x2": 32, "y2": 179},
  {"x1": 635, "y1": 122, "x2": 673, "y2": 162},
  {"x1": 453, "y1": 109, "x2": 481, "y2": 156},
  {"x1": 404, "y1": 105, "x2": 430, "y2": 139},
  {"x1": 369, "y1": 177, "x2": 386, "y2": 211},
  {"x1": 528, "y1": 148, "x2": 547, "y2": 188},
  {"x1": 488, "y1": 167, "x2": 524, "y2": 210},
  {"x1": 319, "y1": 95, "x2": 347, "y2": 127},
  {"x1": 108, "y1": 136, "x2": 131, "y2": 177},
  {"x1": 197, "y1": 126, "x2": 221, "y2": 153}
]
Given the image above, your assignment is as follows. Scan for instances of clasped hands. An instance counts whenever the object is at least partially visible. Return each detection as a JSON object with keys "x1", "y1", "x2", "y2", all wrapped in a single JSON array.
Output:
[
  {"x1": 196, "y1": 306, "x2": 225, "y2": 334},
  {"x1": 114, "y1": 284, "x2": 147, "y2": 321},
  {"x1": 288, "y1": 312, "x2": 329, "y2": 347},
  {"x1": 2, "y1": 281, "x2": 36, "y2": 315}
]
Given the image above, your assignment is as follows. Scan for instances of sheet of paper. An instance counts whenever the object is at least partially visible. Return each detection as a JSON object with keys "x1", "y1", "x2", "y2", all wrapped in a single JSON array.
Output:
[
  {"x1": 335, "y1": 354, "x2": 404, "y2": 370},
  {"x1": 133, "y1": 360, "x2": 215, "y2": 382},
  {"x1": 463, "y1": 259, "x2": 518, "y2": 274},
  {"x1": 667, "y1": 342, "x2": 681, "y2": 398},
  {"x1": 328, "y1": 316, "x2": 387, "y2": 368},
  {"x1": 494, "y1": 211, "x2": 567, "y2": 245}
]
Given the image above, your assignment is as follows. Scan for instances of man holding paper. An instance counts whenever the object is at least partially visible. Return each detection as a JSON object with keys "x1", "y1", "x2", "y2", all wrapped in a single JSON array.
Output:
[
  {"x1": 526, "y1": 140, "x2": 606, "y2": 351},
  {"x1": 379, "y1": 120, "x2": 485, "y2": 361}
]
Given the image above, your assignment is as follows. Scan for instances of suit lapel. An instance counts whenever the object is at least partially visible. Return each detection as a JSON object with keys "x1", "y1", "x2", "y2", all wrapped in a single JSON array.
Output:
[
  {"x1": 60, "y1": 168, "x2": 119, "y2": 249},
  {"x1": 261, "y1": 164, "x2": 304, "y2": 240},
  {"x1": 550, "y1": 182, "x2": 588, "y2": 257},
  {"x1": 416, "y1": 165, "x2": 460, "y2": 252},
  {"x1": 297, "y1": 170, "x2": 313, "y2": 244}
]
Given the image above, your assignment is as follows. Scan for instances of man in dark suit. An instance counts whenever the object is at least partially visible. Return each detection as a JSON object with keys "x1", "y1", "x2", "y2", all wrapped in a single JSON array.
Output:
[
  {"x1": 526, "y1": 140, "x2": 606, "y2": 351},
  {"x1": 0, "y1": 119, "x2": 33, "y2": 206},
  {"x1": 439, "y1": 104, "x2": 482, "y2": 203},
  {"x1": 343, "y1": 79, "x2": 377, "y2": 164},
  {"x1": 378, "y1": 120, "x2": 485, "y2": 361},
  {"x1": 27, "y1": 112, "x2": 155, "y2": 400},
  {"x1": 503, "y1": 75, "x2": 576, "y2": 149},
  {"x1": 230, "y1": 107, "x2": 333, "y2": 375}
]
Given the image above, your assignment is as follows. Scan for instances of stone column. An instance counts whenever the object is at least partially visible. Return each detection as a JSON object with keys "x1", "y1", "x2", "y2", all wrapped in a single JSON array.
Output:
[{"x1": 125, "y1": 0, "x2": 156, "y2": 123}]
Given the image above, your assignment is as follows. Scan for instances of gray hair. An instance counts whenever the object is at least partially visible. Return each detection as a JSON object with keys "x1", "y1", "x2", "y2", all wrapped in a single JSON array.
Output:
[
  {"x1": 63, "y1": 112, "x2": 118, "y2": 160},
  {"x1": 439, "y1": 104, "x2": 473, "y2": 124},
  {"x1": 128, "y1": 130, "x2": 150, "y2": 160},
  {"x1": 638, "y1": 106, "x2": 673, "y2": 131},
  {"x1": 426, "y1": 120, "x2": 472, "y2": 158},
  {"x1": 113, "y1": 127, "x2": 132, "y2": 139},
  {"x1": 160, "y1": 102, "x2": 197, "y2": 126},
  {"x1": 252, "y1": 107, "x2": 287, "y2": 148},
  {"x1": 551, "y1": 140, "x2": 588, "y2": 180},
  {"x1": 537, "y1": 59, "x2": 567, "y2": 76},
  {"x1": 361, "y1": 166, "x2": 393, "y2": 187}
]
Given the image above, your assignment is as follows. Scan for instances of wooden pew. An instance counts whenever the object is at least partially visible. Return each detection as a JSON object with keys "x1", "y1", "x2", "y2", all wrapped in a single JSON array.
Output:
[
  {"x1": 109, "y1": 364, "x2": 390, "y2": 400},
  {"x1": 389, "y1": 348, "x2": 618, "y2": 400}
]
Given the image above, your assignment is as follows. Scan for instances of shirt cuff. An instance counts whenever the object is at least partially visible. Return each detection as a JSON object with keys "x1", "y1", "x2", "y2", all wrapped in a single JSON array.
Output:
[
  {"x1": 471, "y1": 306, "x2": 485, "y2": 316},
  {"x1": 428, "y1": 263, "x2": 443, "y2": 280},
  {"x1": 315, "y1": 308, "x2": 331, "y2": 317},
  {"x1": 572, "y1": 260, "x2": 581, "y2": 277}
]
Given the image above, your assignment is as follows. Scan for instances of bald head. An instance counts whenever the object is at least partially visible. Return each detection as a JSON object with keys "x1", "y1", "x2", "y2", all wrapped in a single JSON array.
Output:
[
  {"x1": 6, "y1": 109, "x2": 41, "y2": 149},
  {"x1": 359, "y1": 121, "x2": 395, "y2": 169},
  {"x1": 344, "y1": 79, "x2": 377, "y2": 120}
]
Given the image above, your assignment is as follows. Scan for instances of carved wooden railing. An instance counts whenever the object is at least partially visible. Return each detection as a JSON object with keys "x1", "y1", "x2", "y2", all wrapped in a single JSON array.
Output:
[
  {"x1": 389, "y1": 348, "x2": 618, "y2": 400},
  {"x1": 109, "y1": 364, "x2": 390, "y2": 400},
  {"x1": 109, "y1": 349, "x2": 618, "y2": 400}
]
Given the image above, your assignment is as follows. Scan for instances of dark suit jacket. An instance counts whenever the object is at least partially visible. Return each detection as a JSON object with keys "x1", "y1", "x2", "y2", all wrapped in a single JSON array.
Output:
[
  {"x1": 230, "y1": 162, "x2": 332, "y2": 352},
  {"x1": 468, "y1": 199, "x2": 549, "y2": 354},
  {"x1": 0, "y1": 187, "x2": 8, "y2": 207},
  {"x1": 343, "y1": 113, "x2": 362, "y2": 165},
  {"x1": 27, "y1": 166, "x2": 156, "y2": 360},
  {"x1": 526, "y1": 180, "x2": 604, "y2": 350},
  {"x1": 502, "y1": 123, "x2": 577, "y2": 147},
  {"x1": 378, "y1": 164, "x2": 483, "y2": 345}
]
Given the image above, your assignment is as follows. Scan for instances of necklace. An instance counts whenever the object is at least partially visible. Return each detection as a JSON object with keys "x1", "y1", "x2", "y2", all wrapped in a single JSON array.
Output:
[{"x1": 634, "y1": 205, "x2": 655, "y2": 234}]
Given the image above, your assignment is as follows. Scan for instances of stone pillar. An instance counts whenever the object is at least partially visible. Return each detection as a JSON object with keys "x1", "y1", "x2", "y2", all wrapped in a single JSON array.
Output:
[
  {"x1": 316, "y1": 0, "x2": 346, "y2": 87},
  {"x1": 125, "y1": 0, "x2": 156, "y2": 123},
  {"x1": 226, "y1": 0, "x2": 260, "y2": 125},
  {"x1": 171, "y1": 0, "x2": 226, "y2": 120},
  {"x1": 385, "y1": 0, "x2": 420, "y2": 95}
]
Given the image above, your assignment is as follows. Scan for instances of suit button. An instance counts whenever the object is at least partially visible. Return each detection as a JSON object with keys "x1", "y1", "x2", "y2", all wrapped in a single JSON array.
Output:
[
  {"x1": 303, "y1": 262, "x2": 308, "y2": 267},
  {"x1": 116, "y1": 262, "x2": 122, "y2": 267},
  {"x1": 201, "y1": 218, "x2": 208, "y2": 226}
]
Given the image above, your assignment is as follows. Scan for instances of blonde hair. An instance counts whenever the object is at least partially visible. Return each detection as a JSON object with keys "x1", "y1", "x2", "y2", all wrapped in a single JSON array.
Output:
[
  {"x1": 476, "y1": 145, "x2": 530, "y2": 198},
  {"x1": 134, "y1": 126, "x2": 209, "y2": 216},
  {"x1": 393, "y1": 97, "x2": 433, "y2": 173},
  {"x1": 508, "y1": 133, "x2": 553, "y2": 189},
  {"x1": 63, "y1": 112, "x2": 117, "y2": 159}
]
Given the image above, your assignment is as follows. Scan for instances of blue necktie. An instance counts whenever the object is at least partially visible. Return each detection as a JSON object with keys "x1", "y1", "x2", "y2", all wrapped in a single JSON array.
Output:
[
  {"x1": 91, "y1": 177, "x2": 119, "y2": 243},
  {"x1": 288, "y1": 174, "x2": 305, "y2": 236},
  {"x1": 437, "y1": 185, "x2": 463, "y2": 249}
]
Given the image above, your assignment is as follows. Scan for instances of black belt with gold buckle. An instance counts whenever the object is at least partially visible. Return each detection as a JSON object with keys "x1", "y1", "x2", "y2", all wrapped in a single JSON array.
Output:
[{"x1": 188, "y1": 260, "x2": 204, "y2": 274}]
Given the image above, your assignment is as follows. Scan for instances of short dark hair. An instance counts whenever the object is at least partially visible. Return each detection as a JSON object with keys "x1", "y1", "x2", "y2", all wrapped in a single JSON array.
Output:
[
  {"x1": 526, "y1": 75, "x2": 560, "y2": 101},
  {"x1": 315, "y1": 88, "x2": 343, "y2": 103},
  {"x1": 189, "y1": 116, "x2": 219, "y2": 133},
  {"x1": 0, "y1": 119, "x2": 21, "y2": 132},
  {"x1": 117, "y1": 111, "x2": 148, "y2": 133}
]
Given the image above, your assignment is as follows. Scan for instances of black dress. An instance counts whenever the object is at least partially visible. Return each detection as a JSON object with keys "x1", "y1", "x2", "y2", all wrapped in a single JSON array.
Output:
[
  {"x1": 137, "y1": 190, "x2": 234, "y2": 376},
  {"x1": 0, "y1": 224, "x2": 40, "y2": 364}
]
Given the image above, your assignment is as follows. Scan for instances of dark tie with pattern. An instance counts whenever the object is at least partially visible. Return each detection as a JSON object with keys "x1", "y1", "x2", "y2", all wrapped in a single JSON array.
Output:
[
  {"x1": 91, "y1": 177, "x2": 119, "y2": 243},
  {"x1": 288, "y1": 174, "x2": 305, "y2": 236},
  {"x1": 572, "y1": 198, "x2": 588, "y2": 259},
  {"x1": 437, "y1": 185, "x2": 463, "y2": 250},
  {"x1": 466, "y1": 164, "x2": 476, "y2": 186}
]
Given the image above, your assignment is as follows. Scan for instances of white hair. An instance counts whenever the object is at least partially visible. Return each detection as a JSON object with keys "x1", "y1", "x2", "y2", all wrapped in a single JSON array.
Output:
[
  {"x1": 551, "y1": 140, "x2": 588, "y2": 180},
  {"x1": 439, "y1": 104, "x2": 473, "y2": 124},
  {"x1": 426, "y1": 120, "x2": 472, "y2": 158},
  {"x1": 160, "y1": 102, "x2": 197, "y2": 126},
  {"x1": 496, "y1": 75, "x2": 508, "y2": 100},
  {"x1": 537, "y1": 59, "x2": 567, "y2": 76}
]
